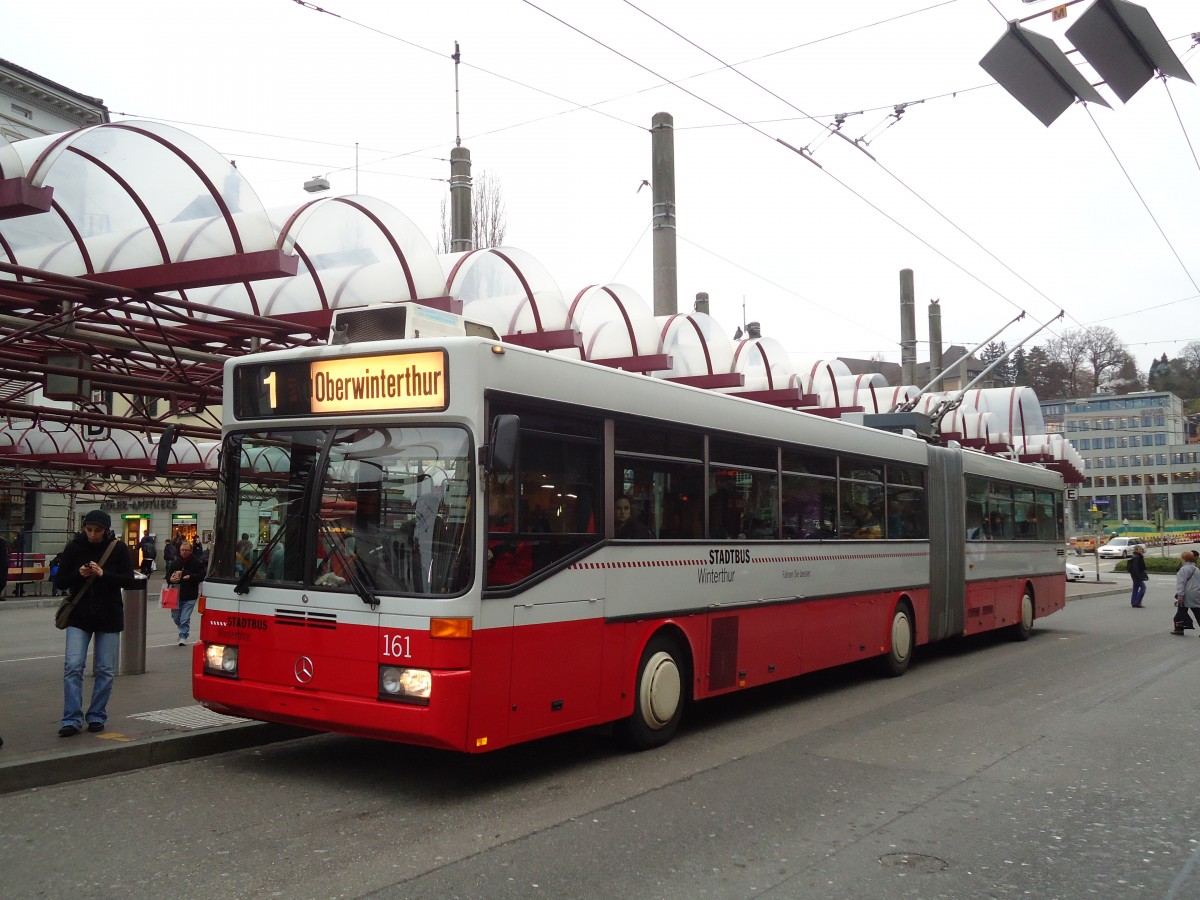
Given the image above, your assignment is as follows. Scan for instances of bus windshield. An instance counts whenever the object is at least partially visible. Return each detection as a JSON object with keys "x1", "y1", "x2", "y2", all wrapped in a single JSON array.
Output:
[{"x1": 213, "y1": 426, "x2": 474, "y2": 596}]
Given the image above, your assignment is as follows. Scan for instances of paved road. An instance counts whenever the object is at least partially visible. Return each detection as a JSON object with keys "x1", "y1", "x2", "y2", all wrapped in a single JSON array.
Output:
[{"x1": 4, "y1": 571, "x2": 1199, "y2": 898}]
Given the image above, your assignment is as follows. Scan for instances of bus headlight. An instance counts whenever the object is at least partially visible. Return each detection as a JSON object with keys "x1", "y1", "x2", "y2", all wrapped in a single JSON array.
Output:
[
  {"x1": 204, "y1": 644, "x2": 239, "y2": 677},
  {"x1": 379, "y1": 666, "x2": 431, "y2": 704}
]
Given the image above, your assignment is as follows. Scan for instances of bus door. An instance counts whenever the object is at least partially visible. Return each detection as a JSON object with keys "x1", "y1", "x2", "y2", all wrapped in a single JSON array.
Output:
[{"x1": 926, "y1": 446, "x2": 965, "y2": 640}]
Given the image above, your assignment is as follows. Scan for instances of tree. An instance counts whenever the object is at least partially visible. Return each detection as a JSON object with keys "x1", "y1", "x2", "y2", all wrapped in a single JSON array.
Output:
[
  {"x1": 438, "y1": 169, "x2": 507, "y2": 253},
  {"x1": 1182, "y1": 341, "x2": 1200, "y2": 377},
  {"x1": 1149, "y1": 344, "x2": 1200, "y2": 400},
  {"x1": 1025, "y1": 345, "x2": 1072, "y2": 399},
  {"x1": 1010, "y1": 346, "x2": 1027, "y2": 387},
  {"x1": 1079, "y1": 326, "x2": 1126, "y2": 393},
  {"x1": 1045, "y1": 330, "x2": 1089, "y2": 397},
  {"x1": 1104, "y1": 351, "x2": 1144, "y2": 394},
  {"x1": 1148, "y1": 353, "x2": 1171, "y2": 388},
  {"x1": 980, "y1": 340, "x2": 1013, "y2": 386}
]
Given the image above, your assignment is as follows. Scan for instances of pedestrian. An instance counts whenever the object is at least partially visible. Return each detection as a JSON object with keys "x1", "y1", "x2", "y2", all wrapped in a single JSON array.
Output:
[
  {"x1": 53, "y1": 509, "x2": 139, "y2": 736},
  {"x1": 235, "y1": 532, "x2": 253, "y2": 575},
  {"x1": 1170, "y1": 550, "x2": 1200, "y2": 636},
  {"x1": 1128, "y1": 544, "x2": 1148, "y2": 608},
  {"x1": 0, "y1": 531, "x2": 8, "y2": 600},
  {"x1": 11, "y1": 528, "x2": 25, "y2": 597},
  {"x1": 138, "y1": 532, "x2": 157, "y2": 577},
  {"x1": 166, "y1": 540, "x2": 205, "y2": 645},
  {"x1": 163, "y1": 536, "x2": 178, "y2": 566}
]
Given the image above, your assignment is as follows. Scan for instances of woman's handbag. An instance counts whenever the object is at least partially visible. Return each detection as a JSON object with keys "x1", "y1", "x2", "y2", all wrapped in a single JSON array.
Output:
[
  {"x1": 160, "y1": 585, "x2": 179, "y2": 609},
  {"x1": 54, "y1": 540, "x2": 117, "y2": 629}
]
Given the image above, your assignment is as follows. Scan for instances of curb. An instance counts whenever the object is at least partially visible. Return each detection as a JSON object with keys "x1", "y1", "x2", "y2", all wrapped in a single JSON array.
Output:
[{"x1": 0, "y1": 723, "x2": 313, "y2": 795}]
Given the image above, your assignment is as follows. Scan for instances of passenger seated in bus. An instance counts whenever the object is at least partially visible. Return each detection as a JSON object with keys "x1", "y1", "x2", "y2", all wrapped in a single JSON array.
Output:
[
  {"x1": 614, "y1": 495, "x2": 653, "y2": 539},
  {"x1": 487, "y1": 477, "x2": 532, "y2": 586},
  {"x1": 851, "y1": 503, "x2": 882, "y2": 539},
  {"x1": 988, "y1": 511, "x2": 1008, "y2": 540},
  {"x1": 708, "y1": 473, "x2": 744, "y2": 538}
]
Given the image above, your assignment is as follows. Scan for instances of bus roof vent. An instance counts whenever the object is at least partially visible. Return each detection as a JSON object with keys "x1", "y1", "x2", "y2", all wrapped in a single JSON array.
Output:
[{"x1": 329, "y1": 303, "x2": 497, "y2": 345}]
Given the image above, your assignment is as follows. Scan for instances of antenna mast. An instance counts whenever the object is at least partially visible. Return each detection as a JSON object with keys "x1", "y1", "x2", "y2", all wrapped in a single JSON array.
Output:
[
  {"x1": 449, "y1": 42, "x2": 473, "y2": 252},
  {"x1": 453, "y1": 41, "x2": 462, "y2": 147}
]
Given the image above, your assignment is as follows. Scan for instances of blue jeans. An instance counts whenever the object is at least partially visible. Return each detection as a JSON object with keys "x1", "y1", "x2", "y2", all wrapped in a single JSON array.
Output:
[
  {"x1": 62, "y1": 626, "x2": 119, "y2": 728},
  {"x1": 1131, "y1": 580, "x2": 1147, "y2": 607},
  {"x1": 172, "y1": 596, "x2": 197, "y2": 641}
]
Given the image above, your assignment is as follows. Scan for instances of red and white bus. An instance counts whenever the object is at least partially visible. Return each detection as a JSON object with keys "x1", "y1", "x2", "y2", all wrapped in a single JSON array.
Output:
[{"x1": 194, "y1": 317, "x2": 1066, "y2": 752}]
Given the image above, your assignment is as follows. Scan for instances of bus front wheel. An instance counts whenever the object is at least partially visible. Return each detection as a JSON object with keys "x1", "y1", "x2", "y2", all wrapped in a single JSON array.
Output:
[
  {"x1": 880, "y1": 603, "x2": 914, "y2": 678},
  {"x1": 616, "y1": 635, "x2": 685, "y2": 750}
]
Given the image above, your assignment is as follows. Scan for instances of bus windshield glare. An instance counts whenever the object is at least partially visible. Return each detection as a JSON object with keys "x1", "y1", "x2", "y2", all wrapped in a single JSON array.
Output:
[{"x1": 212, "y1": 426, "x2": 474, "y2": 596}]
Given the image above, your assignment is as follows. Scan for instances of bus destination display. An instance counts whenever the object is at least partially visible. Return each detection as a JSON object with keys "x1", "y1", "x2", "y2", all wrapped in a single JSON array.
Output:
[{"x1": 233, "y1": 351, "x2": 448, "y2": 418}]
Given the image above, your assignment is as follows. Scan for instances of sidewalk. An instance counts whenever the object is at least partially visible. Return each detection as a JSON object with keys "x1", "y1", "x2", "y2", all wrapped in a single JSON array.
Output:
[{"x1": 0, "y1": 574, "x2": 309, "y2": 795}]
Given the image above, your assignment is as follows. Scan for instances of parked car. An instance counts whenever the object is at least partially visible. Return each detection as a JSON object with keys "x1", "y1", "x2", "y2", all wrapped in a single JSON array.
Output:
[
  {"x1": 1071, "y1": 535, "x2": 1098, "y2": 555},
  {"x1": 1097, "y1": 537, "x2": 1145, "y2": 559},
  {"x1": 1065, "y1": 561, "x2": 1086, "y2": 582}
]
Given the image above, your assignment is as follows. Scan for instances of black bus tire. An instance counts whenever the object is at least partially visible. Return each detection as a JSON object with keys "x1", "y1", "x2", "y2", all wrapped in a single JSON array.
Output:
[
  {"x1": 880, "y1": 602, "x2": 914, "y2": 678},
  {"x1": 1010, "y1": 590, "x2": 1034, "y2": 642},
  {"x1": 616, "y1": 634, "x2": 685, "y2": 751}
]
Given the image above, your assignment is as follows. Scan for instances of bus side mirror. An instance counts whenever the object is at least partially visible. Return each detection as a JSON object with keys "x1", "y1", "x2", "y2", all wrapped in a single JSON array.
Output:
[
  {"x1": 155, "y1": 425, "x2": 177, "y2": 475},
  {"x1": 485, "y1": 415, "x2": 519, "y2": 474}
]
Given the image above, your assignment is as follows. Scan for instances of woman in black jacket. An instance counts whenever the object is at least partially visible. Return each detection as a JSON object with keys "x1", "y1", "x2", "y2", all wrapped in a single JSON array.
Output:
[{"x1": 53, "y1": 510, "x2": 140, "y2": 737}]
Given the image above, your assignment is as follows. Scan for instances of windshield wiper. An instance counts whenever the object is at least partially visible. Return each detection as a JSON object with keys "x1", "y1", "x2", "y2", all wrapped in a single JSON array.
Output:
[
  {"x1": 317, "y1": 518, "x2": 380, "y2": 609},
  {"x1": 234, "y1": 523, "x2": 287, "y2": 595}
]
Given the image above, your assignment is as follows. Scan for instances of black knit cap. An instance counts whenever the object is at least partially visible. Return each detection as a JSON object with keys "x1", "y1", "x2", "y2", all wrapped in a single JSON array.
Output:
[{"x1": 82, "y1": 509, "x2": 111, "y2": 530}]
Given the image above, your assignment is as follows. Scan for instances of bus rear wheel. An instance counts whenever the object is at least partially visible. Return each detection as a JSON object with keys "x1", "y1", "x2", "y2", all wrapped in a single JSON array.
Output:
[
  {"x1": 1010, "y1": 591, "x2": 1034, "y2": 642},
  {"x1": 880, "y1": 603, "x2": 914, "y2": 678},
  {"x1": 616, "y1": 634, "x2": 685, "y2": 750}
]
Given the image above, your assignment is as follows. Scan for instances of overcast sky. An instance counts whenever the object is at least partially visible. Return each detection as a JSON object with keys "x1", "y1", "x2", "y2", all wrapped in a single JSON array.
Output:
[{"x1": 8, "y1": 0, "x2": 1198, "y2": 377}]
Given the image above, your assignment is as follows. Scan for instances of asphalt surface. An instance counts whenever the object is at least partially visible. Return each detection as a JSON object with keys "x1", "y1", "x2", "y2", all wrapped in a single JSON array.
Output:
[{"x1": 0, "y1": 570, "x2": 1129, "y2": 796}]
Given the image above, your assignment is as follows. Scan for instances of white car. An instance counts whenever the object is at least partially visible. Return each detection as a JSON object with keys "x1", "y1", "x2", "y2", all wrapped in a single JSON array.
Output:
[
  {"x1": 1065, "y1": 561, "x2": 1085, "y2": 582},
  {"x1": 1097, "y1": 537, "x2": 1145, "y2": 559}
]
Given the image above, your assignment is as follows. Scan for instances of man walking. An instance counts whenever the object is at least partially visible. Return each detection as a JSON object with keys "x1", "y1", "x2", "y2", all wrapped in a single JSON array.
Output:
[
  {"x1": 1172, "y1": 551, "x2": 1200, "y2": 635},
  {"x1": 1128, "y1": 544, "x2": 1148, "y2": 608},
  {"x1": 138, "y1": 532, "x2": 157, "y2": 577},
  {"x1": 165, "y1": 540, "x2": 205, "y2": 646}
]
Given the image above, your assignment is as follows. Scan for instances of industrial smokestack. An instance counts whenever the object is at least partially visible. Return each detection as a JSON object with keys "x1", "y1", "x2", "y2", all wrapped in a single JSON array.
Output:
[
  {"x1": 694, "y1": 292, "x2": 709, "y2": 316},
  {"x1": 652, "y1": 112, "x2": 677, "y2": 316},
  {"x1": 899, "y1": 269, "x2": 916, "y2": 385},
  {"x1": 449, "y1": 146, "x2": 473, "y2": 252},
  {"x1": 928, "y1": 299, "x2": 943, "y2": 391}
]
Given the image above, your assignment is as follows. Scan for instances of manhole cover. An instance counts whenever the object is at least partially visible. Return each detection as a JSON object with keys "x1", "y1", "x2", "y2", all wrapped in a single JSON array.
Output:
[{"x1": 879, "y1": 853, "x2": 948, "y2": 873}]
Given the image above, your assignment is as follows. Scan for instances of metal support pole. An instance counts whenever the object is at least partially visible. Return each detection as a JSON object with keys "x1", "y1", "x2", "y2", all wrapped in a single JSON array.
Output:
[
  {"x1": 651, "y1": 112, "x2": 677, "y2": 317},
  {"x1": 119, "y1": 581, "x2": 148, "y2": 675},
  {"x1": 450, "y1": 146, "x2": 473, "y2": 253},
  {"x1": 899, "y1": 269, "x2": 916, "y2": 386}
]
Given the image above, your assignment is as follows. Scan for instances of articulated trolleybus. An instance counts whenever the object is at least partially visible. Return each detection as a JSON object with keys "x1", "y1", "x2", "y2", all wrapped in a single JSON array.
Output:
[{"x1": 194, "y1": 306, "x2": 1066, "y2": 753}]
